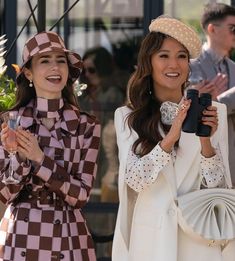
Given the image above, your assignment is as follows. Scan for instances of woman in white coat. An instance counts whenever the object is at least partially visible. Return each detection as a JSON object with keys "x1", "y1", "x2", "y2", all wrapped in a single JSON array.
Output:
[{"x1": 112, "y1": 16, "x2": 234, "y2": 261}]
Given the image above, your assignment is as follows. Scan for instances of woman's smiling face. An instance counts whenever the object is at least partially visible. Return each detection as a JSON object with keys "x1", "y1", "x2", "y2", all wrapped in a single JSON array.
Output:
[
  {"x1": 24, "y1": 51, "x2": 69, "y2": 99},
  {"x1": 151, "y1": 37, "x2": 189, "y2": 102}
]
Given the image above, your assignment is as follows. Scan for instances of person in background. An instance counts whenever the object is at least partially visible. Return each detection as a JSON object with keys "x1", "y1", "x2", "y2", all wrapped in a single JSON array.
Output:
[
  {"x1": 190, "y1": 3, "x2": 235, "y2": 186},
  {"x1": 78, "y1": 46, "x2": 124, "y2": 202},
  {"x1": 0, "y1": 31, "x2": 100, "y2": 261},
  {"x1": 112, "y1": 41, "x2": 137, "y2": 96},
  {"x1": 78, "y1": 46, "x2": 124, "y2": 258},
  {"x1": 112, "y1": 15, "x2": 234, "y2": 261}
]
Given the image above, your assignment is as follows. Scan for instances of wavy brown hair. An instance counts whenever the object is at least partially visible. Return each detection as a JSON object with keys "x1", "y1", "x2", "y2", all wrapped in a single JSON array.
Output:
[{"x1": 127, "y1": 32, "x2": 188, "y2": 157}]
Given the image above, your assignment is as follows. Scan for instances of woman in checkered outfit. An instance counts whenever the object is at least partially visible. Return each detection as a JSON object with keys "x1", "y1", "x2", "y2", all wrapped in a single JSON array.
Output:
[{"x1": 0, "y1": 31, "x2": 101, "y2": 261}]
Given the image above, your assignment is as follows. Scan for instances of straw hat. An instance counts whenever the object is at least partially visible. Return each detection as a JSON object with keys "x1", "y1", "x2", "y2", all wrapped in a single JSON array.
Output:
[
  {"x1": 149, "y1": 16, "x2": 201, "y2": 59},
  {"x1": 17, "y1": 31, "x2": 82, "y2": 84}
]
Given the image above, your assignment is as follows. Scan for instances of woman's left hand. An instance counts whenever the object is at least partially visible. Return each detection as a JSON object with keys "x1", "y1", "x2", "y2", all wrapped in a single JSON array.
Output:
[
  {"x1": 199, "y1": 106, "x2": 218, "y2": 158},
  {"x1": 16, "y1": 128, "x2": 44, "y2": 164},
  {"x1": 200, "y1": 105, "x2": 218, "y2": 138}
]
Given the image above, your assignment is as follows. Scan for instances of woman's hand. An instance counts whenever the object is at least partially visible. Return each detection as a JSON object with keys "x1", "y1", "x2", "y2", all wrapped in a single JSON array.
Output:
[
  {"x1": 160, "y1": 99, "x2": 191, "y2": 153},
  {"x1": 199, "y1": 106, "x2": 218, "y2": 157},
  {"x1": 193, "y1": 74, "x2": 227, "y2": 101},
  {"x1": 16, "y1": 128, "x2": 44, "y2": 164},
  {"x1": 170, "y1": 99, "x2": 191, "y2": 139},
  {"x1": 201, "y1": 105, "x2": 218, "y2": 137},
  {"x1": 0, "y1": 122, "x2": 14, "y2": 153}
]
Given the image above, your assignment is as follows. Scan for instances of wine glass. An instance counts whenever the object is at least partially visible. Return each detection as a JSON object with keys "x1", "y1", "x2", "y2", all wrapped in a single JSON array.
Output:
[{"x1": 2, "y1": 111, "x2": 21, "y2": 185}]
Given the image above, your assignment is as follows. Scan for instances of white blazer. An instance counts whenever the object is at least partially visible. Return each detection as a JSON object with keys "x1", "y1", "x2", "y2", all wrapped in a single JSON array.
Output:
[{"x1": 112, "y1": 102, "x2": 232, "y2": 261}]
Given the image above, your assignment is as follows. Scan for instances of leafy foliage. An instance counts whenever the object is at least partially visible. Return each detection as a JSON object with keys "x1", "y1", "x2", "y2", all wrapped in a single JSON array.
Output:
[
  {"x1": 0, "y1": 35, "x2": 16, "y2": 112},
  {"x1": 0, "y1": 75, "x2": 16, "y2": 111}
]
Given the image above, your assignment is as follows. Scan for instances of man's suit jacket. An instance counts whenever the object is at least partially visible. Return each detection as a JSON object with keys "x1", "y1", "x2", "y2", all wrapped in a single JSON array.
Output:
[{"x1": 191, "y1": 49, "x2": 235, "y2": 185}]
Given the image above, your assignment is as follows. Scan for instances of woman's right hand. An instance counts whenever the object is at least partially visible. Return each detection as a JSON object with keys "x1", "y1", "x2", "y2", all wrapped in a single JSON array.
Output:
[
  {"x1": 160, "y1": 99, "x2": 191, "y2": 153},
  {"x1": 16, "y1": 128, "x2": 44, "y2": 164},
  {"x1": 1, "y1": 122, "x2": 12, "y2": 153}
]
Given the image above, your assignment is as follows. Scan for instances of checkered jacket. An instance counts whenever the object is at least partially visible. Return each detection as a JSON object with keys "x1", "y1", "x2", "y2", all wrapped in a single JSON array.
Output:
[{"x1": 0, "y1": 100, "x2": 100, "y2": 261}]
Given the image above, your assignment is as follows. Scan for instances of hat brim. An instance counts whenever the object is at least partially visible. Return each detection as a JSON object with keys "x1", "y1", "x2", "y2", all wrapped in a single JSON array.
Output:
[{"x1": 149, "y1": 17, "x2": 201, "y2": 59}]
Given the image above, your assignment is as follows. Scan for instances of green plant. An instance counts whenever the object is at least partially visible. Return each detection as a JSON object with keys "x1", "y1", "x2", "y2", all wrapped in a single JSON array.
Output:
[
  {"x1": 0, "y1": 74, "x2": 16, "y2": 111},
  {"x1": 0, "y1": 35, "x2": 16, "y2": 111}
]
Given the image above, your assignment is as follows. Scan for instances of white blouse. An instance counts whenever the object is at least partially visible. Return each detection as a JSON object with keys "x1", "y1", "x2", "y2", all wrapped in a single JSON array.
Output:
[{"x1": 125, "y1": 143, "x2": 225, "y2": 193}]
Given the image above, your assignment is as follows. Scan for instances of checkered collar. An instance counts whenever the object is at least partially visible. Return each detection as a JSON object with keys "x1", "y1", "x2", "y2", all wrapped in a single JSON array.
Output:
[
  {"x1": 35, "y1": 97, "x2": 63, "y2": 120},
  {"x1": 18, "y1": 98, "x2": 80, "y2": 135}
]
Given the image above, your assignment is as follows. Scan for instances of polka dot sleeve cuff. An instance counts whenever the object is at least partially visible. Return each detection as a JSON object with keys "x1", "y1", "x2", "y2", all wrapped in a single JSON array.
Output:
[
  {"x1": 200, "y1": 148, "x2": 225, "y2": 188},
  {"x1": 125, "y1": 143, "x2": 171, "y2": 192}
]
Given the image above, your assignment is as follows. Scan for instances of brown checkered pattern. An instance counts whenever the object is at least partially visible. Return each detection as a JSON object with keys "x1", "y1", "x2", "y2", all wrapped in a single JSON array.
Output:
[
  {"x1": 0, "y1": 98, "x2": 101, "y2": 261},
  {"x1": 18, "y1": 31, "x2": 82, "y2": 83}
]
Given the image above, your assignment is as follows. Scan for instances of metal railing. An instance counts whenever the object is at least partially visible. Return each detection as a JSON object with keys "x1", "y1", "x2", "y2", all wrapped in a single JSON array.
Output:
[{"x1": 83, "y1": 202, "x2": 119, "y2": 261}]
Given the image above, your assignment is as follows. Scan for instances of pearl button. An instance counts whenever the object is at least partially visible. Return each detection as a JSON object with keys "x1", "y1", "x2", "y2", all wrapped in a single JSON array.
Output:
[
  {"x1": 54, "y1": 219, "x2": 61, "y2": 225},
  {"x1": 24, "y1": 217, "x2": 29, "y2": 222},
  {"x1": 21, "y1": 251, "x2": 26, "y2": 257}
]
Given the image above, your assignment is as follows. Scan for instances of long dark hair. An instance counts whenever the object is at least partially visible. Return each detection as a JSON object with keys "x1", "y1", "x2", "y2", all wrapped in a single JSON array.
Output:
[
  {"x1": 127, "y1": 32, "x2": 188, "y2": 157},
  {"x1": 11, "y1": 58, "x2": 79, "y2": 111}
]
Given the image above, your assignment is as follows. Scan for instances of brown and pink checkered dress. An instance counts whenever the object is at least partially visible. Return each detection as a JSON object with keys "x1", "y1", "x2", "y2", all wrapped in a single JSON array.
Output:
[{"x1": 0, "y1": 98, "x2": 101, "y2": 261}]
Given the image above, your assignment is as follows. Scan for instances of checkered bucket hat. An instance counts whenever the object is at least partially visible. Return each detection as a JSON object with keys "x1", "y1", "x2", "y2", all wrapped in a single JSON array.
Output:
[{"x1": 17, "y1": 31, "x2": 82, "y2": 83}]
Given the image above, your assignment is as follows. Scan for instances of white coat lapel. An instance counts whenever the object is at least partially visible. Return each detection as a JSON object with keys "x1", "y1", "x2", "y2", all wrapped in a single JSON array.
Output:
[
  {"x1": 163, "y1": 162, "x2": 177, "y2": 199},
  {"x1": 158, "y1": 123, "x2": 177, "y2": 198},
  {"x1": 115, "y1": 107, "x2": 139, "y2": 249},
  {"x1": 174, "y1": 131, "x2": 200, "y2": 188}
]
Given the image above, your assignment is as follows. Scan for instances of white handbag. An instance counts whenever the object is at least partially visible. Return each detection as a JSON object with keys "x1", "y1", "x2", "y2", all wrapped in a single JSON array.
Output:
[{"x1": 177, "y1": 188, "x2": 235, "y2": 246}]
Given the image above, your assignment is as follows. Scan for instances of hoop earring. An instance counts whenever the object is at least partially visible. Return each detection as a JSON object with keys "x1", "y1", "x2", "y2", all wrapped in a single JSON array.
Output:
[{"x1": 29, "y1": 80, "x2": 33, "y2": 88}]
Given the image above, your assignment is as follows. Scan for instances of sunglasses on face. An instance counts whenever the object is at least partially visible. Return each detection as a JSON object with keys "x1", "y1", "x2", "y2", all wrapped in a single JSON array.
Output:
[
  {"x1": 213, "y1": 23, "x2": 235, "y2": 35},
  {"x1": 83, "y1": 67, "x2": 96, "y2": 74}
]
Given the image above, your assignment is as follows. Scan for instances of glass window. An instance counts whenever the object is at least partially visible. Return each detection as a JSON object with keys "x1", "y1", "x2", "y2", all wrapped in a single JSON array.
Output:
[{"x1": 164, "y1": 0, "x2": 232, "y2": 40}]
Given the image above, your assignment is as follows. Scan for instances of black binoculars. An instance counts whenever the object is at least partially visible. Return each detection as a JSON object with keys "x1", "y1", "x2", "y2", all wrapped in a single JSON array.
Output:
[{"x1": 182, "y1": 89, "x2": 212, "y2": 137}]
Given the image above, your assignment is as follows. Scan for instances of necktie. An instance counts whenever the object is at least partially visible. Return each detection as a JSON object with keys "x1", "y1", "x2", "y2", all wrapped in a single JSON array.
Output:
[
  {"x1": 218, "y1": 59, "x2": 227, "y2": 74},
  {"x1": 217, "y1": 58, "x2": 229, "y2": 88}
]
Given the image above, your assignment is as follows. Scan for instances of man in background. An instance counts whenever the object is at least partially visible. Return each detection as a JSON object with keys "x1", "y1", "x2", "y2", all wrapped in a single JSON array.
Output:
[{"x1": 190, "y1": 3, "x2": 235, "y2": 186}]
